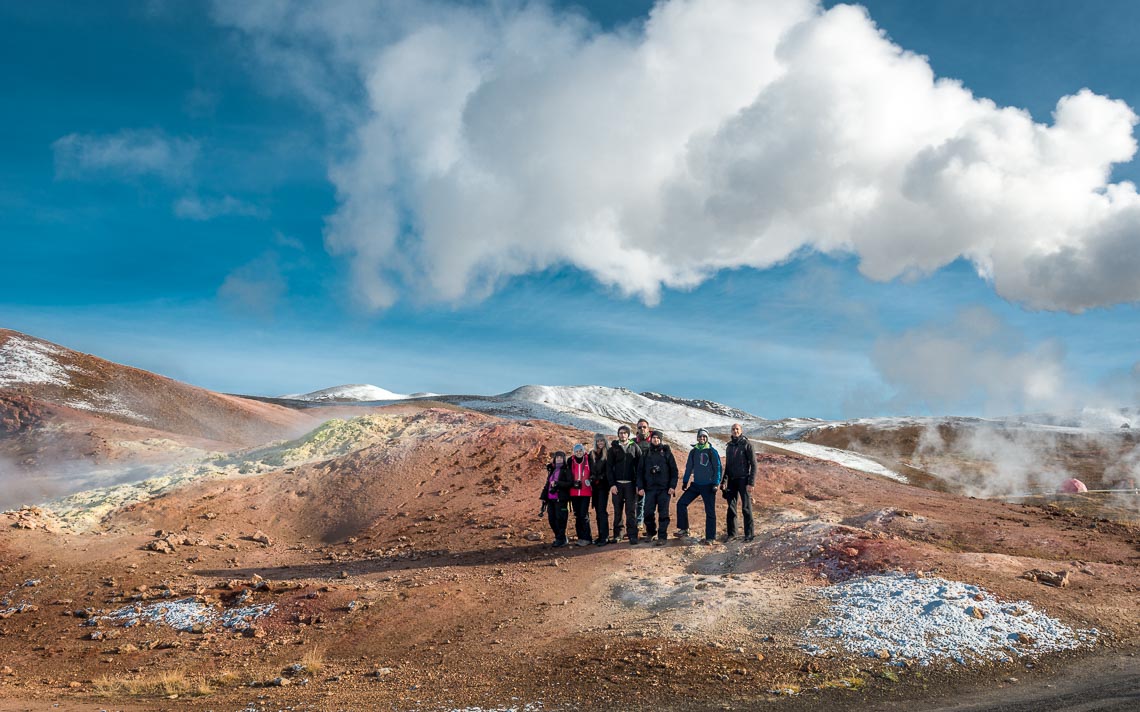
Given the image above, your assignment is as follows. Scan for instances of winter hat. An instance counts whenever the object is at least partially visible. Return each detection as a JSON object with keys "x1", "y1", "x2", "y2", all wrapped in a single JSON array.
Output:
[
  {"x1": 696, "y1": 428, "x2": 709, "y2": 439},
  {"x1": 594, "y1": 433, "x2": 608, "y2": 445},
  {"x1": 552, "y1": 450, "x2": 566, "y2": 463},
  {"x1": 650, "y1": 430, "x2": 663, "y2": 440},
  {"x1": 573, "y1": 443, "x2": 586, "y2": 456}
]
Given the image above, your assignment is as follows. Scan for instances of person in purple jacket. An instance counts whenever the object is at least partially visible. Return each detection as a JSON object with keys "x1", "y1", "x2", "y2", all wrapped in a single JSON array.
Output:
[{"x1": 540, "y1": 451, "x2": 572, "y2": 547}]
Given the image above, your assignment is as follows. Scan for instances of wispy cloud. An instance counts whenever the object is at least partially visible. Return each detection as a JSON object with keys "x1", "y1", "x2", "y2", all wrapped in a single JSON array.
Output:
[
  {"x1": 173, "y1": 194, "x2": 265, "y2": 221},
  {"x1": 217, "y1": 252, "x2": 286, "y2": 318},
  {"x1": 870, "y1": 307, "x2": 1082, "y2": 416},
  {"x1": 214, "y1": 0, "x2": 1140, "y2": 312},
  {"x1": 52, "y1": 129, "x2": 198, "y2": 182}
]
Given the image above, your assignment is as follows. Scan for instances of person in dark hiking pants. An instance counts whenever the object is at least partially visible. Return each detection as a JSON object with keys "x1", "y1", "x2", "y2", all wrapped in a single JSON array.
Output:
[
  {"x1": 588, "y1": 433, "x2": 611, "y2": 546},
  {"x1": 567, "y1": 444, "x2": 593, "y2": 546},
  {"x1": 676, "y1": 428, "x2": 722, "y2": 544},
  {"x1": 541, "y1": 451, "x2": 572, "y2": 547},
  {"x1": 722, "y1": 423, "x2": 756, "y2": 541},
  {"x1": 633, "y1": 418, "x2": 651, "y2": 531},
  {"x1": 637, "y1": 431, "x2": 678, "y2": 546},
  {"x1": 609, "y1": 425, "x2": 640, "y2": 545}
]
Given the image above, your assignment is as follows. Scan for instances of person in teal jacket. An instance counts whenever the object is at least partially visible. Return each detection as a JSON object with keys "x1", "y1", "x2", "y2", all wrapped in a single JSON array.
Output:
[{"x1": 675, "y1": 428, "x2": 722, "y2": 543}]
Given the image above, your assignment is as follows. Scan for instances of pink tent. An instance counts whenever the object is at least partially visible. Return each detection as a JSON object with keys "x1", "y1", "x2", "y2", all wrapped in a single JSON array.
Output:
[{"x1": 1058, "y1": 478, "x2": 1088, "y2": 493}]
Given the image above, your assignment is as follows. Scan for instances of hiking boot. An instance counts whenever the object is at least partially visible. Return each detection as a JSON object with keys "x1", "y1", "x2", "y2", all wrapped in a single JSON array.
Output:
[
  {"x1": 629, "y1": 538, "x2": 640, "y2": 545},
  {"x1": 701, "y1": 538, "x2": 716, "y2": 546},
  {"x1": 608, "y1": 537, "x2": 618, "y2": 544},
  {"x1": 674, "y1": 529, "x2": 691, "y2": 538},
  {"x1": 653, "y1": 539, "x2": 666, "y2": 547},
  {"x1": 743, "y1": 535, "x2": 755, "y2": 542},
  {"x1": 594, "y1": 538, "x2": 607, "y2": 547},
  {"x1": 552, "y1": 539, "x2": 567, "y2": 548},
  {"x1": 721, "y1": 533, "x2": 736, "y2": 542},
  {"x1": 576, "y1": 539, "x2": 591, "y2": 547}
]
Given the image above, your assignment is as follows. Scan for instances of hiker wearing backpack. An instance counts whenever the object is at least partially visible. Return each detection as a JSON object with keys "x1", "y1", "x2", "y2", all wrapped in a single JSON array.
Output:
[
  {"x1": 567, "y1": 444, "x2": 593, "y2": 546},
  {"x1": 721, "y1": 423, "x2": 756, "y2": 541},
  {"x1": 637, "y1": 430, "x2": 678, "y2": 545},
  {"x1": 540, "y1": 451, "x2": 572, "y2": 547},
  {"x1": 676, "y1": 428, "x2": 722, "y2": 544},
  {"x1": 588, "y1": 433, "x2": 611, "y2": 546},
  {"x1": 609, "y1": 425, "x2": 641, "y2": 545}
]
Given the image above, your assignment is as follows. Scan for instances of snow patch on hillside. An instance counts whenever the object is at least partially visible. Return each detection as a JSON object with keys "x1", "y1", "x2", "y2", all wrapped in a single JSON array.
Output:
[
  {"x1": 64, "y1": 392, "x2": 148, "y2": 421},
  {"x1": 803, "y1": 573, "x2": 1097, "y2": 666},
  {"x1": 758, "y1": 440, "x2": 907, "y2": 482},
  {"x1": 0, "y1": 336, "x2": 70, "y2": 388},
  {"x1": 281, "y1": 384, "x2": 409, "y2": 402}
]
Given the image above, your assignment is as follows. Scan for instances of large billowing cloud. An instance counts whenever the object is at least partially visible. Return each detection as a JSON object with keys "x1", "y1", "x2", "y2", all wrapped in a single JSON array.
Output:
[{"x1": 213, "y1": 0, "x2": 1140, "y2": 311}]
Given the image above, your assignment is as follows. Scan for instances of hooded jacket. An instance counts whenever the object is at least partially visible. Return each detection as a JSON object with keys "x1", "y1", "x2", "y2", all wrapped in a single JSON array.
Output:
[
  {"x1": 724, "y1": 435, "x2": 756, "y2": 485},
  {"x1": 683, "y1": 442, "x2": 722, "y2": 487},
  {"x1": 637, "y1": 443, "x2": 678, "y2": 492},
  {"x1": 541, "y1": 453, "x2": 573, "y2": 502}
]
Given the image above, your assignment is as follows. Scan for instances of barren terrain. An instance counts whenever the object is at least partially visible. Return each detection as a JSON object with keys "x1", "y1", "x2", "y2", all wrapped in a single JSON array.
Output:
[{"x1": 1, "y1": 403, "x2": 1137, "y2": 711}]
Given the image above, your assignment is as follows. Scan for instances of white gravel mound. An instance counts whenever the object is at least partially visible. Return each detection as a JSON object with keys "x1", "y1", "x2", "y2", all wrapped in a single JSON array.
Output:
[
  {"x1": 803, "y1": 573, "x2": 1097, "y2": 666},
  {"x1": 101, "y1": 598, "x2": 275, "y2": 632}
]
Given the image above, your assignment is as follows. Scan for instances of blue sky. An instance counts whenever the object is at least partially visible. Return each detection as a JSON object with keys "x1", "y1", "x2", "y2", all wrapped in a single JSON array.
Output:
[{"x1": 2, "y1": 0, "x2": 1139, "y2": 419}]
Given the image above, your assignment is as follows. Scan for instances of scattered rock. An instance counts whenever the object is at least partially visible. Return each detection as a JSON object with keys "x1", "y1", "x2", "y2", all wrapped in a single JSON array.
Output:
[
  {"x1": 968, "y1": 606, "x2": 986, "y2": 620},
  {"x1": 146, "y1": 539, "x2": 175, "y2": 554},
  {"x1": 250, "y1": 531, "x2": 273, "y2": 546},
  {"x1": 1021, "y1": 569, "x2": 1069, "y2": 587}
]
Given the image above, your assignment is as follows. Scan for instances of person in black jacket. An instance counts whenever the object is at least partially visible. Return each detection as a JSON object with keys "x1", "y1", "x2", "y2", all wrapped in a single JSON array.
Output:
[
  {"x1": 588, "y1": 433, "x2": 611, "y2": 546},
  {"x1": 721, "y1": 423, "x2": 756, "y2": 541},
  {"x1": 609, "y1": 425, "x2": 640, "y2": 545},
  {"x1": 636, "y1": 430, "x2": 678, "y2": 545},
  {"x1": 540, "y1": 451, "x2": 573, "y2": 547}
]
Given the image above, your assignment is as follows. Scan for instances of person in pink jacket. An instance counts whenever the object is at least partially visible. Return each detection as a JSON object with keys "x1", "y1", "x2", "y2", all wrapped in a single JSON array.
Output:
[{"x1": 567, "y1": 443, "x2": 593, "y2": 546}]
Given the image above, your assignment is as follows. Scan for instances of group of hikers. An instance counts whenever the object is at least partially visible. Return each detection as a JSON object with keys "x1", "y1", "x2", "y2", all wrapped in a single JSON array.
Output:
[{"x1": 540, "y1": 419, "x2": 757, "y2": 547}]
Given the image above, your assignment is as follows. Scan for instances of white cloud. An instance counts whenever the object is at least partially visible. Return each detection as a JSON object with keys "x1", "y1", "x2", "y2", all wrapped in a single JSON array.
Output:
[
  {"x1": 52, "y1": 129, "x2": 198, "y2": 182},
  {"x1": 212, "y1": 0, "x2": 1140, "y2": 311},
  {"x1": 173, "y1": 194, "x2": 265, "y2": 221}
]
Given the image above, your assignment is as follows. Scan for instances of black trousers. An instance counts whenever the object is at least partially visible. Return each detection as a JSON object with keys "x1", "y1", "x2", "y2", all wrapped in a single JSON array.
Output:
[
  {"x1": 546, "y1": 498, "x2": 569, "y2": 543},
  {"x1": 611, "y1": 482, "x2": 638, "y2": 541},
  {"x1": 724, "y1": 478, "x2": 753, "y2": 538},
  {"x1": 642, "y1": 489, "x2": 671, "y2": 540},
  {"x1": 676, "y1": 483, "x2": 717, "y2": 540},
  {"x1": 591, "y1": 487, "x2": 610, "y2": 540},
  {"x1": 571, "y1": 496, "x2": 592, "y2": 542}
]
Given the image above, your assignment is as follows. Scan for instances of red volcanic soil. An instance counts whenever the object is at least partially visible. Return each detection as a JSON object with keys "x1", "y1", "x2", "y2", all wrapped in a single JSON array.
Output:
[{"x1": 0, "y1": 408, "x2": 1137, "y2": 710}]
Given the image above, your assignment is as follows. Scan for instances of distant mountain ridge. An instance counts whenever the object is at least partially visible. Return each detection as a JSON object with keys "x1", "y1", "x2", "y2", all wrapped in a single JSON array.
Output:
[
  {"x1": 280, "y1": 384, "x2": 411, "y2": 402},
  {"x1": 639, "y1": 391, "x2": 756, "y2": 420}
]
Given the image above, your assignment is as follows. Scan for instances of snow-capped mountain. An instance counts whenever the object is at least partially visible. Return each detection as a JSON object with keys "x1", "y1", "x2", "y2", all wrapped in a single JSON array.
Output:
[
  {"x1": 446, "y1": 385, "x2": 745, "y2": 435},
  {"x1": 280, "y1": 384, "x2": 410, "y2": 402}
]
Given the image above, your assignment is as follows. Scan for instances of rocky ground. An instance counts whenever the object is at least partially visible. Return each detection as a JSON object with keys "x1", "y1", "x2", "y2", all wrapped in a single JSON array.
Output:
[{"x1": 0, "y1": 406, "x2": 1137, "y2": 711}]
